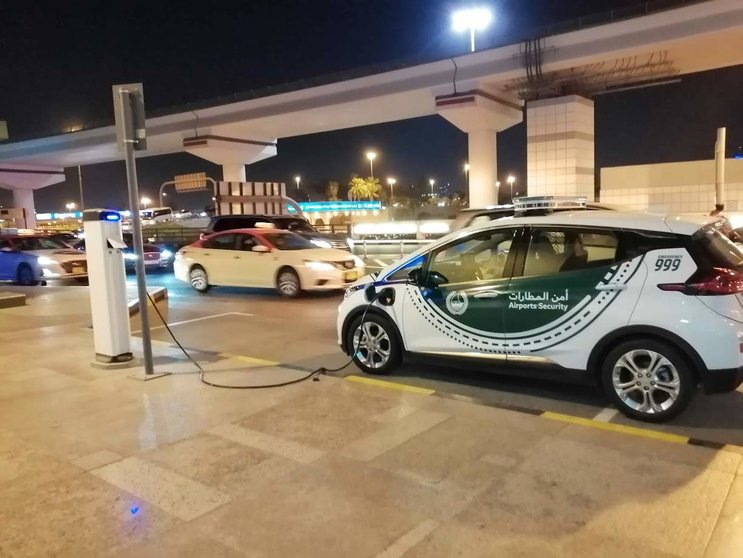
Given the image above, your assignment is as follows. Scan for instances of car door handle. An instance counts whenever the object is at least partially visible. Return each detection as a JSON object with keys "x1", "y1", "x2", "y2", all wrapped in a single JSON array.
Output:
[
  {"x1": 596, "y1": 284, "x2": 626, "y2": 291},
  {"x1": 473, "y1": 291, "x2": 501, "y2": 299}
]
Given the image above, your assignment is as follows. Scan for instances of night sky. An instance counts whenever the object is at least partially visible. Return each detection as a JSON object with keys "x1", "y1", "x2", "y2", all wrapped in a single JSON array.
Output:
[{"x1": 1, "y1": 0, "x2": 741, "y2": 211}]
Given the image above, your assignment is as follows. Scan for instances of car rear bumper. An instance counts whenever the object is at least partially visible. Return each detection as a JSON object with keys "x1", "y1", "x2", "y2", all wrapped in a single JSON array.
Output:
[{"x1": 701, "y1": 367, "x2": 743, "y2": 394}]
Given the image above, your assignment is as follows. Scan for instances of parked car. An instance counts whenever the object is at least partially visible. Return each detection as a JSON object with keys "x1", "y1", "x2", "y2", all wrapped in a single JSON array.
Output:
[
  {"x1": 74, "y1": 233, "x2": 173, "y2": 271},
  {"x1": 0, "y1": 235, "x2": 87, "y2": 280},
  {"x1": 337, "y1": 205, "x2": 743, "y2": 423},
  {"x1": 202, "y1": 214, "x2": 350, "y2": 250},
  {"x1": 175, "y1": 228, "x2": 364, "y2": 297},
  {"x1": 0, "y1": 244, "x2": 44, "y2": 285}
]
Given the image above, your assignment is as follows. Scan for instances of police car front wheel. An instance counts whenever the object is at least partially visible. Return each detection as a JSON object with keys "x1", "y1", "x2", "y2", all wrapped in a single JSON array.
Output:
[
  {"x1": 602, "y1": 339, "x2": 694, "y2": 423},
  {"x1": 349, "y1": 314, "x2": 401, "y2": 375}
]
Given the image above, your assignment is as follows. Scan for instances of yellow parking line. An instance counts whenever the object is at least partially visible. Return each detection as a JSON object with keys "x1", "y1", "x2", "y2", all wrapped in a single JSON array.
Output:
[
  {"x1": 542, "y1": 411, "x2": 689, "y2": 445},
  {"x1": 346, "y1": 375, "x2": 435, "y2": 396},
  {"x1": 218, "y1": 353, "x2": 278, "y2": 367}
]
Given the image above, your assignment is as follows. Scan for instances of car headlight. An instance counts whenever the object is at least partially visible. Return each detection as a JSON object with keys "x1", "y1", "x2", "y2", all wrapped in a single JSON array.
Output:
[
  {"x1": 124, "y1": 253, "x2": 138, "y2": 261},
  {"x1": 37, "y1": 256, "x2": 55, "y2": 266},
  {"x1": 344, "y1": 283, "x2": 367, "y2": 299},
  {"x1": 304, "y1": 260, "x2": 335, "y2": 272},
  {"x1": 352, "y1": 255, "x2": 364, "y2": 268},
  {"x1": 160, "y1": 249, "x2": 173, "y2": 260},
  {"x1": 310, "y1": 239, "x2": 332, "y2": 249}
]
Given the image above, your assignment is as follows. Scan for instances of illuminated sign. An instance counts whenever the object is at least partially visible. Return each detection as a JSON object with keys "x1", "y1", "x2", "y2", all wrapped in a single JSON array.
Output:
[{"x1": 287, "y1": 201, "x2": 382, "y2": 213}]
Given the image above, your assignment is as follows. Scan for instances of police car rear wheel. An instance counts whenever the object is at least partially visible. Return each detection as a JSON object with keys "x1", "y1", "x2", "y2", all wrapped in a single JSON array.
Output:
[
  {"x1": 349, "y1": 314, "x2": 401, "y2": 374},
  {"x1": 602, "y1": 339, "x2": 693, "y2": 423}
]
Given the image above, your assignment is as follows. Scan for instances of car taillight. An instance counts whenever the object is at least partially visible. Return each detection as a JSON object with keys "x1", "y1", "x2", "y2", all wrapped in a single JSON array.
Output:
[{"x1": 658, "y1": 267, "x2": 743, "y2": 296}]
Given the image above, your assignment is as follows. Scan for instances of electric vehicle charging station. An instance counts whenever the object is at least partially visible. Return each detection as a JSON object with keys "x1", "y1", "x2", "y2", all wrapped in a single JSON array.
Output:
[{"x1": 83, "y1": 209, "x2": 133, "y2": 363}]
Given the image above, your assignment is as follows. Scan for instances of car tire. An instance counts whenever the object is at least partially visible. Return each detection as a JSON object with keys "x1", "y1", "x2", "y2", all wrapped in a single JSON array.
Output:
[
  {"x1": 347, "y1": 313, "x2": 402, "y2": 375},
  {"x1": 277, "y1": 268, "x2": 301, "y2": 298},
  {"x1": 189, "y1": 265, "x2": 211, "y2": 294},
  {"x1": 16, "y1": 264, "x2": 39, "y2": 286},
  {"x1": 601, "y1": 339, "x2": 694, "y2": 423}
]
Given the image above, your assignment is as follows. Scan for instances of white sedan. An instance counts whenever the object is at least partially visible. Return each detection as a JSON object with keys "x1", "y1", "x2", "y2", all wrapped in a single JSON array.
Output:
[
  {"x1": 174, "y1": 228, "x2": 365, "y2": 297},
  {"x1": 0, "y1": 235, "x2": 87, "y2": 279}
]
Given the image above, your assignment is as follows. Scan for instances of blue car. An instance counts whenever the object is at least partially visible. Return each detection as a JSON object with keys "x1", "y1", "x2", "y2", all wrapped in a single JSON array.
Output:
[{"x1": 0, "y1": 242, "x2": 44, "y2": 285}]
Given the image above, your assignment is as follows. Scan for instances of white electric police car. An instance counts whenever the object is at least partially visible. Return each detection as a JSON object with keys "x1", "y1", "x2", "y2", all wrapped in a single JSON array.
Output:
[{"x1": 337, "y1": 201, "x2": 743, "y2": 422}]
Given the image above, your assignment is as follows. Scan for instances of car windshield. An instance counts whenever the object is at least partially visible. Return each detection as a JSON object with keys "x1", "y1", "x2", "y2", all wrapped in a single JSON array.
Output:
[
  {"x1": 263, "y1": 232, "x2": 314, "y2": 250},
  {"x1": 14, "y1": 237, "x2": 68, "y2": 250},
  {"x1": 273, "y1": 218, "x2": 315, "y2": 233}
]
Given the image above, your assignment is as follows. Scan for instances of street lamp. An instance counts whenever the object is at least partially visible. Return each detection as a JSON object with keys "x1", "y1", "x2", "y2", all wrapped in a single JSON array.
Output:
[
  {"x1": 452, "y1": 7, "x2": 493, "y2": 53},
  {"x1": 429, "y1": 178, "x2": 435, "y2": 197},
  {"x1": 366, "y1": 151, "x2": 377, "y2": 179},
  {"x1": 464, "y1": 163, "x2": 470, "y2": 188},
  {"x1": 387, "y1": 177, "x2": 397, "y2": 201},
  {"x1": 140, "y1": 196, "x2": 151, "y2": 210},
  {"x1": 507, "y1": 175, "x2": 516, "y2": 200},
  {"x1": 65, "y1": 202, "x2": 76, "y2": 212},
  {"x1": 295, "y1": 175, "x2": 301, "y2": 190}
]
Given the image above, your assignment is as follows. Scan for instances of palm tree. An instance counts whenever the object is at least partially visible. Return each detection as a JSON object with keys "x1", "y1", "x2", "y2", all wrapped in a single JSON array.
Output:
[{"x1": 348, "y1": 175, "x2": 367, "y2": 201}]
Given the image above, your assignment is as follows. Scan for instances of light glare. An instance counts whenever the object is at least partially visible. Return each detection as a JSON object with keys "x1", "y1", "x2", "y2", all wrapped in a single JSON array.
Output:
[{"x1": 452, "y1": 8, "x2": 493, "y2": 32}]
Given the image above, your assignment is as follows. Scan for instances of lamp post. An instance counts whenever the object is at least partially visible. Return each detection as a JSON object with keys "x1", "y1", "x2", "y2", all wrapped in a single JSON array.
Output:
[
  {"x1": 496, "y1": 181, "x2": 501, "y2": 203},
  {"x1": 429, "y1": 178, "x2": 435, "y2": 197},
  {"x1": 464, "y1": 163, "x2": 470, "y2": 189},
  {"x1": 366, "y1": 151, "x2": 377, "y2": 179},
  {"x1": 65, "y1": 202, "x2": 76, "y2": 212},
  {"x1": 387, "y1": 177, "x2": 396, "y2": 202},
  {"x1": 452, "y1": 8, "x2": 493, "y2": 52},
  {"x1": 140, "y1": 196, "x2": 151, "y2": 210},
  {"x1": 507, "y1": 175, "x2": 516, "y2": 201},
  {"x1": 294, "y1": 175, "x2": 301, "y2": 191}
]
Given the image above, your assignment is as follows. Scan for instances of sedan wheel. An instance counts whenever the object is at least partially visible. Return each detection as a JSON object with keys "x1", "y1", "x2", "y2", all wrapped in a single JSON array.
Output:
[
  {"x1": 348, "y1": 314, "x2": 401, "y2": 375},
  {"x1": 277, "y1": 269, "x2": 301, "y2": 298},
  {"x1": 603, "y1": 340, "x2": 693, "y2": 422},
  {"x1": 189, "y1": 267, "x2": 210, "y2": 293},
  {"x1": 17, "y1": 264, "x2": 39, "y2": 286}
]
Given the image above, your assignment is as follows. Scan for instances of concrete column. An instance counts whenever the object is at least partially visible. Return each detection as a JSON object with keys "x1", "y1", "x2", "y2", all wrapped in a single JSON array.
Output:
[
  {"x1": 435, "y1": 90, "x2": 522, "y2": 208},
  {"x1": 467, "y1": 130, "x2": 498, "y2": 208},
  {"x1": 12, "y1": 189, "x2": 36, "y2": 229},
  {"x1": 526, "y1": 95, "x2": 595, "y2": 200},
  {"x1": 222, "y1": 163, "x2": 246, "y2": 182}
]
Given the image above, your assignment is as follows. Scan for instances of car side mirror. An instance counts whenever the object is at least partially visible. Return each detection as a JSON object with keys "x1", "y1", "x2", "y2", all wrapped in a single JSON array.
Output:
[
  {"x1": 252, "y1": 245, "x2": 270, "y2": 253},
  {"x1": 407, "y1": 268, "x2": 422, "y2": 285},
  {"x1": 427, "y1": 271, "x2": 449, "y2": 287}
]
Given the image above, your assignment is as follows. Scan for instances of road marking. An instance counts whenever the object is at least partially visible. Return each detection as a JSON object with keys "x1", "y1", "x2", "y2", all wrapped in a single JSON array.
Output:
[
  {"x1": 217, "y1": 353, "x2": 278, "y2": 367},
  {"x1": 592, "y1": 406, "x2": 619, "y2": 422},
  {"x1": 375, "y1": 519, "x2": 439, "y2": 558},
  {"x1": 373, "y1": 258, "x2": 387, "y2": 267},
  {"x1": 542, "y1": 411, "x2": 690, "y2": 445},
  {"x1": 133, "y1": 311, "x2": 253, "y2": 333},
  {"x1": 346, "y1": 375, "x2": 435, "y2": 395}
]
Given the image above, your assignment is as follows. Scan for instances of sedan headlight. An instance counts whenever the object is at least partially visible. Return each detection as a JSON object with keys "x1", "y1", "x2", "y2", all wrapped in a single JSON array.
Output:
[
  {"x1": 304, "y1": 260, "x2": 335, "y2": 272},
  {"x1": 37, "y1": 256, "x2": 55, "y2": 266},
  {"x1": 160, "y1": 249, "x2": 173, "y2": 260},
  {"x1": 310, "y1": 239, "x2": 332, "y2": 249},
  {"x1": 124, "y1": 253, "x2": 138, "y2": 261}
]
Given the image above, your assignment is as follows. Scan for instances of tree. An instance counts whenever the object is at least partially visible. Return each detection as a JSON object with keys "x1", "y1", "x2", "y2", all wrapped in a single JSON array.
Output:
[
  {"x1": 347, "y1": 175, "x2": 382, "y2": 201},
  {"x1": 326, "y1": 181, "x2": 340, "y2": 201}
]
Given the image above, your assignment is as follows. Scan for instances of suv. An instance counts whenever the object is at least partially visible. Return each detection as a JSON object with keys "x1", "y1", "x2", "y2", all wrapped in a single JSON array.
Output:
[
  {"x1": 337, "y1": 210, "x2": 743, "y2": 422},
  {"x1": 202, "y1": 214, "x2": 349, "y2": 250}
]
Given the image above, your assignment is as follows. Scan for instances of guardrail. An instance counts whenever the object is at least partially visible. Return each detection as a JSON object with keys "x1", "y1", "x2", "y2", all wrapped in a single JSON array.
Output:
[{"x1": 352, "y1": 238, "x2": 432, "y2": 259}]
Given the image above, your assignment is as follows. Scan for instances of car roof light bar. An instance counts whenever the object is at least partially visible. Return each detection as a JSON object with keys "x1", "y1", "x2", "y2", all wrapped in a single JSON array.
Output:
[{"x1": 513, "y1": 195, "x2": 588, "y2": 211}]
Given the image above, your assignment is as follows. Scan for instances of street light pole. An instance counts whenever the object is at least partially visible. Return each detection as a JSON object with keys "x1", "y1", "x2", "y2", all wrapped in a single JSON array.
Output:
[
  {"x1": 464, "y1": 163, "x2": 470, "y2": 190},
  {"x1": 429, "y1": 178, "x2": 435, "y2": 197},
  {"x1": 77, "y1": 165, "x2": 85, "y2": 210},
  {"x1": 295, "y1": 175, "x2": 301, "y2": 190},
  {"x1": 507, "y1": 175, "x2": 516, "y2": 201},
  {"x1": 387, "y1": 177, "x2": 396, "y2": 202},
  {"x1": 452, "y1": 8, "x2": 493, "y2": 53},
  {"x1": 366, "y1": 151, "x2": 377, "y2": 179}
]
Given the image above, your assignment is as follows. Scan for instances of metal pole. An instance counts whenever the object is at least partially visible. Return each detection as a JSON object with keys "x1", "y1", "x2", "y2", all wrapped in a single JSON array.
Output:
[
  {"x1": 118, "y1": 88, "x2": 154, "y2": 375},
  {"x1": 715, "y1": 127, "x2": 726, "y2": 208},
  {"x1": 77, "y1": 165, "x2": 85, "y2": 210},
  {"x1": 470, "y1": 28, "x2": 475, "y2": 52}
]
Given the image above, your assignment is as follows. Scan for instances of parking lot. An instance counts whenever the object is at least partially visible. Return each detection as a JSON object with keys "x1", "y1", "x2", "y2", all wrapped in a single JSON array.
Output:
[{"x1": 130, "y1": 270, "x2": 743, "y2": 449}]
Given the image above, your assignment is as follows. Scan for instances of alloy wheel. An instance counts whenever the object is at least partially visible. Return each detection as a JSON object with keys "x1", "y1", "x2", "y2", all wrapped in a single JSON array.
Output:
[
  {"x1": 611, "y1": 349, "x2": 681, "y2": 415},
  {"x1": 353, "y1": 321, "x2": 392, "y2": 369}
]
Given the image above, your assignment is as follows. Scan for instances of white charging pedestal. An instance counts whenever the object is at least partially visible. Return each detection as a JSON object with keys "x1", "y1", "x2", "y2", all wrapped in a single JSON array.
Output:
[{"x1": 84, "y1": 209, "x2": 133, "y2": 364}]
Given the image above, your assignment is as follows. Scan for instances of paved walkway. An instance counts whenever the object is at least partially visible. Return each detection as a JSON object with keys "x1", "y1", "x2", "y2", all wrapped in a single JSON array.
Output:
[{"x1": 0, "y1": 293, "x2": 741, "y2": 556}]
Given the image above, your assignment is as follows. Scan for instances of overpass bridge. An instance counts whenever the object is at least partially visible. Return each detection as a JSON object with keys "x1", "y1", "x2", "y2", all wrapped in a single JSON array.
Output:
[{"x1": 1, "y1": 0, "x2": 741, "y2": 226}]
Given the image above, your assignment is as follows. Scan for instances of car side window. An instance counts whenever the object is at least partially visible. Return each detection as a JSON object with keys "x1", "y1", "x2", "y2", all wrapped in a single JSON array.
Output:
[
  {"x1": 428, "y1": 228, "x2": 516, "y2": 286},
  {"x1": 385, "y1": 254, "x2": 426, "y2": 282},
  {"x1": 237, "y1": 234, "x2": 258, "y2": 251},
  {"x1": 204, "y1": 234, "x2": 237, "y2": 250},
  {"x1": 0, "y1": 240, "x2": 11, "y2": 250},
  {"x1": 523, "y1": 228, "x2": 618, "y2": 277}
]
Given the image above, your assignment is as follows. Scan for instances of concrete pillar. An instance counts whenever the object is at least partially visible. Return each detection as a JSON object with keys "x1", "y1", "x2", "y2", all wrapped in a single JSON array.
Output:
[
  {"x1": 12, "y1": 189, "x2": 36, "y2": 229},
  {"x1": 467, "y1": 130, "x2": 498, "y2": 208},
  {"x1": 435, "y1": 90, "x2": 522, "y2": 207},
  {"x1": 222, "y1": 163, "x2": 246, "y2": 182},
  {"x1": 526, "y1": 95, "x2": 595, "y2": 200}
]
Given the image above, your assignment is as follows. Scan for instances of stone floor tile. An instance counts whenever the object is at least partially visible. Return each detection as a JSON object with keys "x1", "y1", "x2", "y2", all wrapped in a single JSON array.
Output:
[
  {"x1": 704, "y1": 475, "x2": 743, "y2": 558},
  {"x1": 91, "y1": 456, "x2": 230, "y2": 521},
  {"x1": 111, "y1": 521, "x2": 247, "y2": 558},
  {"x1": 209, "y1": 422, "x2": 325, "y2": 464},
  {"x1": 72, "y1": 449, "x2": 124, "y2": 471},
  {"x1": 0, "y1": 428, "x2": 82, "y2": 487},
  {"x1": 0, "y1": 472, "x2": 181, "y2": 557}
]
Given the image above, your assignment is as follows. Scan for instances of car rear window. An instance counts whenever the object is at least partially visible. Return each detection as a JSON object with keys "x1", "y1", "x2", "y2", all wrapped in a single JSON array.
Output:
[{"x1": 692, "y1": 223, "x2": 743, "y2": 270}]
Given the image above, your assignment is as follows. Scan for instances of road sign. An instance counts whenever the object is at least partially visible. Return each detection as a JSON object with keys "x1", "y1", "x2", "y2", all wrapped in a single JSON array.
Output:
[
  {"x1": 174, "y1": 172, "x2": 208, "y2": 192},
  {"x1": 112, "y1": 83, "x2": 147, "y2": 152}
]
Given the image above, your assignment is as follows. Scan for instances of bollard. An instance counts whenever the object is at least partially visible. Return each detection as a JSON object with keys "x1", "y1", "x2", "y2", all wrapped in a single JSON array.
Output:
[
  {"x1": 400, "y1": 240, "x2": 404, "y2": 259},
  {"x1": 363, "y1": 239, "x2": 368, "y2": 260}
]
